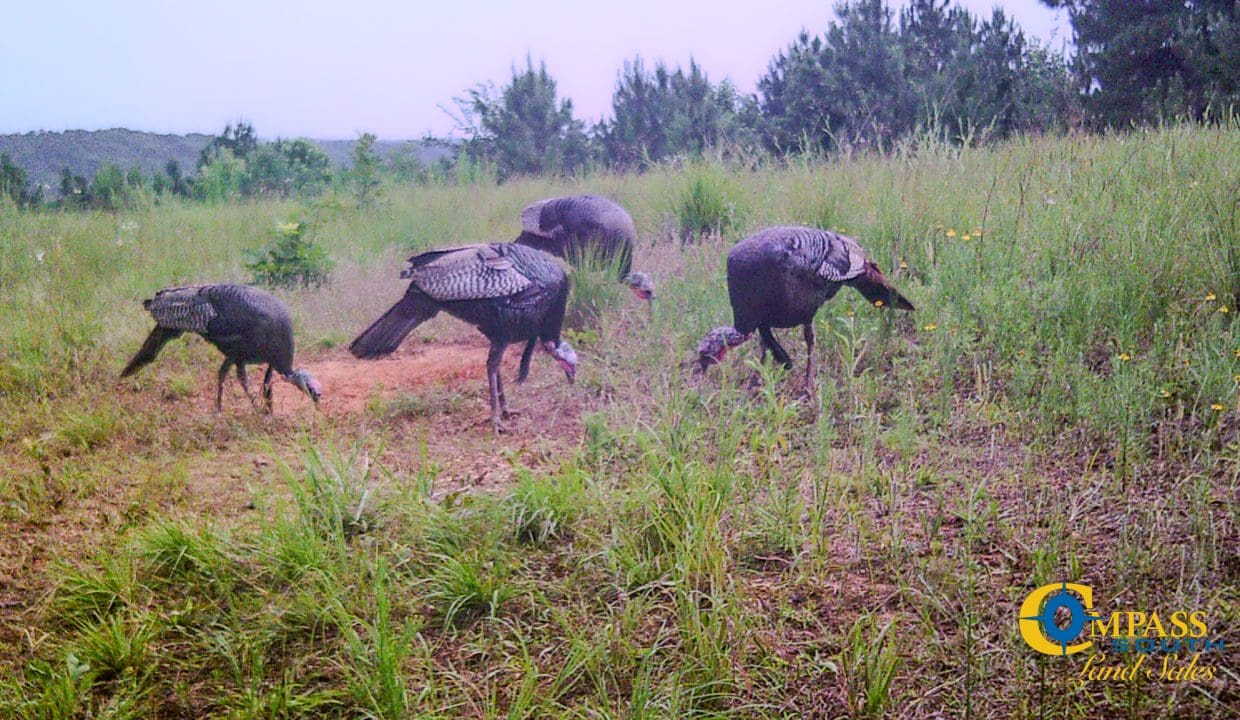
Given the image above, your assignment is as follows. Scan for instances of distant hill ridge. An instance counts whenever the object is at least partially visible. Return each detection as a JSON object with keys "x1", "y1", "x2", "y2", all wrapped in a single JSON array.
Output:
[{"x1": 0, "y1": 128, "x2": 451, "y2": 190}]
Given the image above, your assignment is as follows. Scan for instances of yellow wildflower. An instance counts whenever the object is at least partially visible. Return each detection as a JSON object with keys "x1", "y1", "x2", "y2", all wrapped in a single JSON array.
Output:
[
  {"x1": 1118, "y1": 353, "x2": 1131, "y2": 362},
  {"x1": 874, "y1": 299, "x2": 886, "y2": 308},
  {"x1": 972, "y1": 229, "x2": 984, "y2": 237},
  {"x1": 923, "y1": 323, "x2": 938, "y2": 332},
  {"x1": 1210, "y1": 403, "x2": 1225, "y2": 411},
  {"x1": 899, "y1": 259, "x2": 909, "y2": 269},
  {"x1": 1159, "y1": 389, "x2": 1171, "y2": 398},
  {"x1": 1233, "y1": 374, "x2": 1240, "y2": 384},
  {"x1": 1234, "y1": 349, "x2": 1240, "y2": 359},
  {"x1": 962, "y1": 233, "x2": 973, "y2": 241},
  {"x1": 1219, "y1": 306, "x2": 1230, "y2": 314},
  {"x1": 946, "y1": 229, "x2": 958, "y2": 238},
  {"x1": 1204, "y1": 292, "x2": 1216, "y2": 302},
  {"x1": 844, "y1": 309, "x2": 855, "y2": 318}
]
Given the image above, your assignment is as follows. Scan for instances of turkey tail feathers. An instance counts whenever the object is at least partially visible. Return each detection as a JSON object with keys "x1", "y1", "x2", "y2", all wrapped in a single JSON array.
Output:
[
  {"x1": 348, "y1": 294, "x2": 438, "y2": 359},
  {"x1": 120, "y1": 326, "x2": 182, "y2": 377},
  {"x1": 512, "y1": 230, "x2": 559, "y2": 256}
]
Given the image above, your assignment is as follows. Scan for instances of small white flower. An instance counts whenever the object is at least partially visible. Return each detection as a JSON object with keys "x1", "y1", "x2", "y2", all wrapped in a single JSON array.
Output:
[{"x1": 35, "y1": 251, "x2": 45, "y2": 263}]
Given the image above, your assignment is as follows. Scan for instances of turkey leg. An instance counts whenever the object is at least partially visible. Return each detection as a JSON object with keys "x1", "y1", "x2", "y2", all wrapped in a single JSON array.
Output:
[
  {"x1": 262, "y1": 366, "x2": 275, "y2": 414},
  {"x1": 216, "y1": 359, "x2": 233, "y2": 411},
  {"x1": 235, "y1": 363, "x2": 259, "y2": 408},
  {"x1": 517, "y1": 337, "x2": 537, "y2": 383},
  {"x1": 759, "y1": 326, "x2": 793, "y2": 369},
  {"x1": 802, "y1": 322, "x2": 818, "y2": 399},
  {"x1": 486, "y1": 343, "x2": 507, "y2": 433}
]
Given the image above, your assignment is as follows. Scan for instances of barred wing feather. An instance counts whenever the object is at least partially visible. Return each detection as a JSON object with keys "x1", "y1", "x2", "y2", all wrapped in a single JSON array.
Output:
[
  {"x1": 772, "y1": 226, "x2": 866, "y2": 282},
  {"x1": 408, "y1": 245, "x2": 533, "y2": 302},
  {"x1": 144, "y1": 285, "x2": 217, "y2": 332},
  {"x1": 816, "y1": 232, "x2": 867, "y2": 282}
]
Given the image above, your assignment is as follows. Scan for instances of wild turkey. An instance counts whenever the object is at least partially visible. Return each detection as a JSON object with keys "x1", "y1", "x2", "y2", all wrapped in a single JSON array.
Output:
[
  {"x1": 348, "y1": 243, "x2": 577, "y2": 433},
  {"x1": 513, "y1": 194, "x2": 655, "y2": 302},
  {"x1": 121, "y1": 284, "x2": 322, "y2": 411},
  {"x1": 696, "y1": 226, "x2": 914, "y2": 391}
]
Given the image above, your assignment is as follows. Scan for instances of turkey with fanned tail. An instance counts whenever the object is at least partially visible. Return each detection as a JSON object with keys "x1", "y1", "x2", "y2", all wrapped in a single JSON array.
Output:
[{"x1": 348, "y1": 243, "x2": 577, "y2": 433}]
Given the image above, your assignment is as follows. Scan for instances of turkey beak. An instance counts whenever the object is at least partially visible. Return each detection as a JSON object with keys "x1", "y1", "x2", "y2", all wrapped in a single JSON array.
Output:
[{"x1": 295, "y1": 373, "x2": 322, "y2": 408}]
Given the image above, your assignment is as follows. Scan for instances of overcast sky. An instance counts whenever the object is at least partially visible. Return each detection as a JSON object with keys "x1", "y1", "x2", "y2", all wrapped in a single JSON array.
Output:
[{"x1": 3, "y1": 1, "x2": 1070, "y2": 140}]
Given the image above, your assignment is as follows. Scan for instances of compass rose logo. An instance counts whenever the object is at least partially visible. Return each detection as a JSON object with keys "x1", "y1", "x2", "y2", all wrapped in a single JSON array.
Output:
[{"x1": 1018, "y1": 582, "x2": 1100, "y2": 655}]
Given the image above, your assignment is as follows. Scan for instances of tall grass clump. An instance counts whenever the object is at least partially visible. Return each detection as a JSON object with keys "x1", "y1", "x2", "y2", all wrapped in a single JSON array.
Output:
[
  {"x1": 506, "y1": 467, "x2": 587, "y2": 544},
  {"x1": 135, "y1": 520, "x2": 228, "y2": 583},
  {"x1": 283, "y1": 444, "x2": 378, "y2": 542},
  {"x1": 52, "y1": 557, "x2": 137, "y2": 624},
  {"x1": 267, "y1": 443, "x2": 383, "y2": 584},
  {"x1": 563, "y1": 244, "x2": 630, "y2": 330},
  {"x1": 73, "y1": 614, "x2": 155, "y2": 683},
  {"x1": 839, "y1": 613, "x2": 901, "y2": 719},
  {"x1": 418, "y1": 495, "x2": 519, "y2": 626},
  {"x1": 426, "y1": 549, "x2": 516, "y2": 626},
  {"x1": 675, "y1": 165, "x2": 746, "y2": 243},
  {"x1": 335, "y1": 559, "x2": 419, "y2": 719}
]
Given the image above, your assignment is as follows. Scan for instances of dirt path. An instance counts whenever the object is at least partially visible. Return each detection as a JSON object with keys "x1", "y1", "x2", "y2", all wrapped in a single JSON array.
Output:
[
  {"x1": 186, "y1": 333, "x2": 588, "y2": 484},
  {"x1": 192, "y1": 335, "x2": 495, "y2": 417}
]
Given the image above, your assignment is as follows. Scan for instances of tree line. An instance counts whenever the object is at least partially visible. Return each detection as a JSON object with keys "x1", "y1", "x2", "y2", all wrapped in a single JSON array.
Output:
[
  {"x1": 457, "y1": 0, "x2": 1238, "y2": 179},
  {"x1": 2, "y1": 0, "x2": 1236, "y2": 209},
  {"x1": 0, "y1": 122, "x2": 442, "y2": 211}
]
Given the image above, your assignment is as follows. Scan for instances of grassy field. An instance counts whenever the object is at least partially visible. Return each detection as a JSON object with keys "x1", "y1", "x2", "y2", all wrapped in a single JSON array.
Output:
[{"x1": 0, "y1": 125, "x2": 1236, "y2": 718}]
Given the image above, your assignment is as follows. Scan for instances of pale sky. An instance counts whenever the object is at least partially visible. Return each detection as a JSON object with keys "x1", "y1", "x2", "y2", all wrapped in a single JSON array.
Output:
[{"x1": 2, "y1": 1, "x2": 1070, "y2": 140}]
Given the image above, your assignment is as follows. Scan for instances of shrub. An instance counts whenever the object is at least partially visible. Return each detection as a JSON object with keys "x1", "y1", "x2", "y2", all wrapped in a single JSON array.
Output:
[{"x1": 244, "y1": 220, "x2": 333, "y2": 289}]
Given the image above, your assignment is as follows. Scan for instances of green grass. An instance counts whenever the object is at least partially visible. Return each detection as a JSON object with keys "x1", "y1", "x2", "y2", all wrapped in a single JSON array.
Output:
[{"x1": 0, "y1": 125, "x2": 1237, "y2": 718}]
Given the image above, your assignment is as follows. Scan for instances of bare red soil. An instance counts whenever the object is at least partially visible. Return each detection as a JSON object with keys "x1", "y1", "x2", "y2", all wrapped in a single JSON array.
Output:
[{"x1": 189, "y1": 335, "x2": 496, "y2": 417}]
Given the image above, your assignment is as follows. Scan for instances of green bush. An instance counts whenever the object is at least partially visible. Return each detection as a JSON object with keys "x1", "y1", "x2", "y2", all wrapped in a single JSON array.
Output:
[{"x1": 244, "y1": 219, "x2": 333, "y2": 289}]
